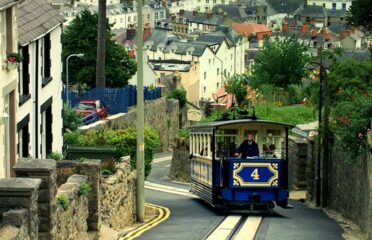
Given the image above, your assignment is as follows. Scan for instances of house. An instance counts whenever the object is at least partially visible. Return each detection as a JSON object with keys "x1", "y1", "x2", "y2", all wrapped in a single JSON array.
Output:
[
  {"x1": 146, "y1": 28, "x2": 246, "y2": 104},
  {"x1": 232, "y1": 23, "x2": 273, "y2": 47},
  {"x1": 340, "y1": 29, "x2": 366, "y2": 50},
  {"x1": 113, "y1": 26, "x2": 157, "y2": 86},
  {"x1": 306, "y1": 0, "x2": 352, "y2": 11},
  {"x1": 293, "y1": 4, "x2": 346, "y2": 27},
  {"x1": 0, "y1": 0, "x2": 22, "y2": 178},
  {"x1": 182, "y1": 0, "x2": 238, "y2": 12},
  {"x1": 16, "y1": 0, "x2": 65, "y2": 160}
]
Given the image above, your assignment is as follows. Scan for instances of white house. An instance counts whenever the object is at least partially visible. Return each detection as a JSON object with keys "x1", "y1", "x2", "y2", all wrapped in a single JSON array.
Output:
[
  {"x1": 307, "y1": 0, "x2": 352, "y2": 10},
  {"x1": 0, "y1": 0, "x2": 22, "y2": 179},
  {"x1": 16, "y1": 0, "x2": 65, "y2": 160},
  {"x1": 146, "y1": 28, "x2": 246, "y2": 104},
  {"x1": 183, "y1": 0, "x2": 238, "y2": 12}
]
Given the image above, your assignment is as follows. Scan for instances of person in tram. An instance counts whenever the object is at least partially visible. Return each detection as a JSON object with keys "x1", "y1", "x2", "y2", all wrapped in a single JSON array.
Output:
[{"x1": 234, "y1": 132, "x2": 259, "y2": 158}]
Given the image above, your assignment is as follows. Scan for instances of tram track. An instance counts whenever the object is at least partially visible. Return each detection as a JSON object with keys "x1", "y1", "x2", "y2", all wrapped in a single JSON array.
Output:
[{"x1": 204, "y1": 215, "x2": 263, "y2": 240}]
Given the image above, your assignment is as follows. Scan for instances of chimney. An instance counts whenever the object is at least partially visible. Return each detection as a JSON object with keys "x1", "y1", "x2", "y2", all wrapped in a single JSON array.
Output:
[
  {"x1": 345, "y1": 30, "x2": 351, "y2": 36},
  {"x1": 179, "y1": 9, "x2": 185, "y2": 15},
  {"x1": 311, "y1": 29, "x2": 317, "y2": 39},
  {"x1": 127, "y1": 28, "x2": 136, "y2": 40},
  {"x1": 206, "y1": 12, "x2": 213, "y2": 19},
  {"x1": 282, "y1": 22, "x2": 289, "y2": 31},
  {"x1": 301, "y1": 23, "x2": 309, "y2": 33},
  {"x1": 193, "y1": 10, "x2": 198, "y2": 16}
]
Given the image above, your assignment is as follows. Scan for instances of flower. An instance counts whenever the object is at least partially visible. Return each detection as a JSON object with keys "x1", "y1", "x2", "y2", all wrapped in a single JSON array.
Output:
[{"x1": 5, "y1": 53, "x2": 23, "y2": 64}]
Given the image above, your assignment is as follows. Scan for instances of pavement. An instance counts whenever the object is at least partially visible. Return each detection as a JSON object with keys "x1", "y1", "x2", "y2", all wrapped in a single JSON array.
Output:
[{"x1": 138, "y1": 152, "x2": 344, "y2": 240}]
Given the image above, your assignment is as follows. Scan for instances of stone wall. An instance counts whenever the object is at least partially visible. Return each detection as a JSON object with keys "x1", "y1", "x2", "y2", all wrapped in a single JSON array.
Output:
[
  {"x1": 295, "y1": 136, "x2": 372, "y2": 239},
  {"x1": 100, "y1": 156, "x2": 136, "y2": 229},
  {"x1": 288, "y1": 137, "x2": 308, "y2": 190},
  {"x1": 51, "y1": 175, "x2": 89, "y2": 240},
  {"x1": 79, "y1": 97, "x2": 180, "y2": 152},
  {"x1": 56, "y1": 160, "x2": 101, "y2": 231},
  {"x1": 169, "y1": 138, "x2": 191, "y2": 182},
  {"x1": 0, "y1": 178, "x2": 41, "y2": 240}
]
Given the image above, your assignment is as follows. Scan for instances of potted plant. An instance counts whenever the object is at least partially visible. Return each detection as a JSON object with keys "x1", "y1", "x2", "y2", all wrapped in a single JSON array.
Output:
[{"x1": 5, "y1": 52, "x2": 23, "y2": 70}]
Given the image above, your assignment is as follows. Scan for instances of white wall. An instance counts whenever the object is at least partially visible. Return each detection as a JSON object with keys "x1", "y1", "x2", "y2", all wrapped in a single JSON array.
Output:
[
  {"x1": 307, "y1": 0, "x2": 352, "y2": 10},
  {"x1": 128, "y1": 51, "x2": 157, "y2": 86},
  {"x1": 183, "y1": 0, "x2": 237, "y2": 12},
  {"x1": 17, "y1": 26, "x2": 63, "y2": 160}
]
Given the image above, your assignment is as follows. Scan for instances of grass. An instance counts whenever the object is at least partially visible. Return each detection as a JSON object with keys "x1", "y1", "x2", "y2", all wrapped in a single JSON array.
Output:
[{"x1": 255, "y1": 104, "x2": 317, "y2": 125}]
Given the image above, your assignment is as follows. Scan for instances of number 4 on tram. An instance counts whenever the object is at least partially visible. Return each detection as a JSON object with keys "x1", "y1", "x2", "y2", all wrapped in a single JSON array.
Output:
[{"x1": 189, "y1": 119, "x2": 294, "y2": 212}]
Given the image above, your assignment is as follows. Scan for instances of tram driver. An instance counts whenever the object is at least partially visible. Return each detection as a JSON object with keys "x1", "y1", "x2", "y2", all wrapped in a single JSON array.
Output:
[{"x1": 234, "y1": 132, "x2": 259, "y2": 158}]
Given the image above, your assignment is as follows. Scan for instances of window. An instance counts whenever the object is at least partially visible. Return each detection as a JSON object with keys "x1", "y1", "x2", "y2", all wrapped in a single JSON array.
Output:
[
  {"x1": 323, "y1": 3, "x2": 326, "y2": 7},
  {"x1": 17, "y1": 123, "x2": 29, "y2": 158},
  {"x1": 160, "y1": 12, "x2": 164, "y2": 18},
  {"x1": 217, "y1": 82, "x2": 219, "y2": 88},
  {"x1": 332, "y1": 3, "x2": 336, "y2": 10},
  {"x1": 42, "y1": 33, "x2": 51, "y2": 84},
  {"x1": 208, "y1": 59, "x2": 211, "y2": 65},
  {"x1": 342, "y1": 3, "x2": 346, "y2": 10},
  {"x1": 213, "y1": 0, "x2": 216, "y2": 3},
  {"x1": 213, "y1": 58, "x2": 215, "y2": 65},
  {"x1": 0, "y1": 12, "x2": 7, "y2": 62},
  {"x1": 155, "y1": 12, "x2": 158, "y2": 19},
  {"x1": 19, "y1": 46, "x2": 30, "y2": 105},
  {"x1": 217, "y1": 68, "x2": 219, "y2": 75},
  {"x1": 231, "y1": 54, "x2": 233, "y2": 60},
  {"x1": 204, "y1": 86, "x2": 206, "y2": 93},
  {"x1": 204, "y1": 71, "x2": 207, "y2": 80},
  {"x1": 128, "y1": 16, "x2": 131, "y2": 22}
]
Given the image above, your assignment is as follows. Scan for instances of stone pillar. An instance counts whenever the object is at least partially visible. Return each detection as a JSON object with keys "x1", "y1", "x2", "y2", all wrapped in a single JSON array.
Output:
[
  {"x1": 78, "y1": 160, "x2": 101, "y2": 231},
  {"x1": 288, "y1": 137, "x2": 308, "y2": 190},
  {"x1": 0, "y1": 178, "x2": 41, "y2": 240},
  {"x1": 13, "y1": 159, "x2": 57, "y2": 240}
]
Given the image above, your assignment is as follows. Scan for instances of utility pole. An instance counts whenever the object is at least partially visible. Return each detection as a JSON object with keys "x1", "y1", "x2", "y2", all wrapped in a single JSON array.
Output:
[
  {"x1": 96, "y1": 0, "x2": 106, "y2": 88},
  {"x1": 136, "y1": 0, "x2": 145, "y2": 222}
]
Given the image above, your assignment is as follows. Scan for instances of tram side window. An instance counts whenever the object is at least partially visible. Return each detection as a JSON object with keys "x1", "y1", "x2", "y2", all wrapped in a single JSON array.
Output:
[
  {"x1": 262, "y1": 129, "x2": 284, "y2": 158},
  {"x1": 215, "y1": 129, "x2": 238, "y2": 158}
]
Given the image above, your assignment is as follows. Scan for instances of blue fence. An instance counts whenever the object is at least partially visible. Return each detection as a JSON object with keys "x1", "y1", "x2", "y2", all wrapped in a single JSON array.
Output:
[{"x1": 63, "y1": 85, "x2": 162, "y2": 114}]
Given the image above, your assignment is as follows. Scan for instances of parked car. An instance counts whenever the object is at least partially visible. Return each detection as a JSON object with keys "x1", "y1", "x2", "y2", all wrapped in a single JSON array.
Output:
[{"x1": 76, "y1": 99, "x2": 108, "y2": 119}]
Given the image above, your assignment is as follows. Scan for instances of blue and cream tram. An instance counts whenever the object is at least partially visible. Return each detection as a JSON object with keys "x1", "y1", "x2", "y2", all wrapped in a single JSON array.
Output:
[{"x1": 189, "y1": 119, "x2": 294, "y2": 211}]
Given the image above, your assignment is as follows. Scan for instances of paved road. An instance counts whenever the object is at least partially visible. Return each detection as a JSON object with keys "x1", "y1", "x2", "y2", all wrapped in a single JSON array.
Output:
[{"x1": 139, "y1": 152, "x2": 343, "y2": 240}]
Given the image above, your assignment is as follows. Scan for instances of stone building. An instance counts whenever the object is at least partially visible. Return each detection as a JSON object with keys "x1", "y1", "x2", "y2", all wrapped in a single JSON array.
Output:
[
  {"x1": 16, "y1": 0, "x2": 65, "y2": 160},
  {"x1": 0, "y1": 0, "x2": 23, "y2": 179}
]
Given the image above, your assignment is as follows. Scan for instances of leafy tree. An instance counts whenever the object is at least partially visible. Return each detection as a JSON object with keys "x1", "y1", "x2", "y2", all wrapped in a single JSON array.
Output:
[
  {"x1": 225, "y1": 74, "x2": 250, "y2": 107},
  {"x1": 252, "y1": 37, "x2": 311, "y2": 88},
  {"x1": 346, "y1": 0, "x2": 372, "y2": 34},
  {"x1": 168, "y1": 89, "x2": 187, "y2": 109},
  {"x1": 62, "y1": 9, "x2": 136, "y2": 89}
]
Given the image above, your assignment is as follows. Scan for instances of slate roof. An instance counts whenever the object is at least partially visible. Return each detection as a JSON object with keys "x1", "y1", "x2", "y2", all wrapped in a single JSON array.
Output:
[
  {"x1": 328, "y1": 23, "x2": 347, "y2": 34},
  {"x1": 163, "y1": 41, "x2": 208, "y2": 57},
  {"x1": 265, "y1": 0, "x2": 305, "y2": 14},
  {"x1": 17, "y1": 0, "x2": 65, "y2": 46},
  {"x1": 295, "y1": 5, "x2": 326, "y2": 18},
  {"x1": 179, "y1": 11, "x2": 224, "y2": 25},
  {"x1": 0, "y1": 0, "x2": 21, "y2": 10},
  {"x1": 212, "y1": 5, "x2": 249, "y2": 22},
  {"x1": 340, "y1": 49, "x2": 371, "y2": 62},
  {"x1": 326, "y1": 9, "x2": 347, "y2": 17}
]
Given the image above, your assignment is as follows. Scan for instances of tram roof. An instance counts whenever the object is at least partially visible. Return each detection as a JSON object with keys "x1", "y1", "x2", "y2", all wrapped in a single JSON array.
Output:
[{"x1": 190, "y1": 119, "x2": 295, "y2": 129}]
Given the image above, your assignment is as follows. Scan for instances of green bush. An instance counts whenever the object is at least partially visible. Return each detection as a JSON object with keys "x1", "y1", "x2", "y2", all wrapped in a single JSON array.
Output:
[
  {"x1": 100, "y1": 159, "x2": 116, "y2": 176},
  {"x1": 79, "y1": 181, "x2": 91, "y2": 195},
  {"x1": 287, "y1": 84, "x2": 304, "y2": 104},
  {"x1": 64, "y1": 128, "x2": 159, "y2": 177},
  {"x1": 47, "y1": 152, "x2": 64, "y2": 161},
  {"x1": 57, "y1": 195, "x2": 70, "y2": 210},
  {"x1": 168, "y1": 89, "x2": 187, "y2": 109},
  {"x1": 63, "y1": 103, "x2": 81, "y2": 131},
  {"x1": 179, "y1": 128, "x2": 190, "y2": 139}
]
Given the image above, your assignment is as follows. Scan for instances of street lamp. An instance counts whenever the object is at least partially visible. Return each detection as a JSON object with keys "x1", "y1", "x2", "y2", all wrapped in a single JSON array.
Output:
[
  {"x1": 65, "y1": 53, "x2": 84, "y2": 105},
  {"x1": 309, "y1": 48, "x2": 328, "y2": 208}
]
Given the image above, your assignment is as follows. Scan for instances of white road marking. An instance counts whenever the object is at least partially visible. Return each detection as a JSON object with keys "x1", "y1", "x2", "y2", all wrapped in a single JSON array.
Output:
[
  {"x1": 145, "y1": 181, "x2": 196, "y2": 198},
  {"x1": 206, "y1": 216, "x2": 242, "y2": 240},
  {"x1": 234, "y1": 216, "x2": 262, "y2": 240}
]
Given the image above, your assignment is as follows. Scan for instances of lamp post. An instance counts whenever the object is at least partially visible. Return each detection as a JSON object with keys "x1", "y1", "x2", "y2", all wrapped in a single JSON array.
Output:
[
  {"x1": 309, "y1": 48, "x2": 328, "y2": 208},
  {"x1": 66, "y1": 53, "x2": 84, "y2": 105}
]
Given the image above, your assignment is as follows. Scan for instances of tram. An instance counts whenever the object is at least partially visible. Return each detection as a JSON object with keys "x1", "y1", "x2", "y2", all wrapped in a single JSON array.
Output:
[{"x1": 189, "y1": 118, "x2": 294, "y2": 212}]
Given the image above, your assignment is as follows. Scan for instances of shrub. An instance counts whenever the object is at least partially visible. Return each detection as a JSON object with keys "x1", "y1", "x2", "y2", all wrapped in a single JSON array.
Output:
[
  {"x1": 168, "y1": 89, "x2": 187, "y2": 109},
  {"x1": 63, "y1": 103, "x2": 81, "y2": 131},
  {"x1": 79, "y1": 181, "x2": 91, "y2": 195},
  {"x1": 64, "y1": 128, "x2": 160, "y2": 177},
  {"x1": 179, "y1": 128, "x2": 190, "y2": 139},
  {"x1": 57, "y1": 195, "x2": 70, "y2": 210},
  {"x1": 47, "y1": 152, "x2": 64, "y2": 161},
  {"x1": 100, "y1": 159, "x2": 116, "y2": 176}
]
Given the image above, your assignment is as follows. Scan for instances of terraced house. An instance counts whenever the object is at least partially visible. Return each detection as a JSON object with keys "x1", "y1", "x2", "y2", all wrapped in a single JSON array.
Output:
[
  {"x1": 16, "y1": 0, "x2": 64, "y2": 160},
  {"x1": 0, "y1": 0, "x2": 22, "y2": 178}
]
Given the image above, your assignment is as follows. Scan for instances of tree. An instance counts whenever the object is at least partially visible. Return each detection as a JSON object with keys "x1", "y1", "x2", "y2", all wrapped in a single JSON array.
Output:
[
  {"x1": 346, "y1": 0, "x2": 372, "y2": 34},
  {"x1": 96, "y1": 0, "x2": 107, "y2": 87},
  {"x1": 225, "y1": 74, "x2": 250, "y2": 107},
  {"x1": 62, "y1": 9, "x2": 137, "y2": 89},
  {"x1": 167, "y1": 89, "x2": 187, "y2": 109},
  {"x1": 252, "y1": 37, "x2": 311, "y2": 88}
]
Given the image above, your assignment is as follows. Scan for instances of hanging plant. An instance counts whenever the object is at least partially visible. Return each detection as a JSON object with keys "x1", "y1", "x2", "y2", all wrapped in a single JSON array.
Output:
[{"x1": 5, "y1": 52, "x2": 23, "y2": 63}]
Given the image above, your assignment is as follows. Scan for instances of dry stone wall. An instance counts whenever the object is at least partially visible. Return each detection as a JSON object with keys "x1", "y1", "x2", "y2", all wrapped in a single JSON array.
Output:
[
  {"x1": 51, "y1": 175, "x2": 89, "y2": 240},
  {"x1": 100, "y1": 156, "x2": 136, "y2": 229},
  {"x1": 79, "y1": 97, "x2": 180, "y2": 152}
]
